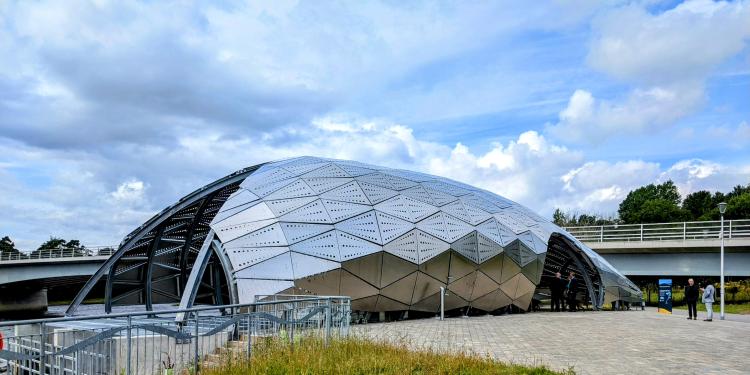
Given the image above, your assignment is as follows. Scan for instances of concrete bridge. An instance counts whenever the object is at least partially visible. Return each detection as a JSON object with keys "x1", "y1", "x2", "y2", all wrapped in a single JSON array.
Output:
[{"x1": 566, "y1": 219, "x2": 750, "y2": 277}]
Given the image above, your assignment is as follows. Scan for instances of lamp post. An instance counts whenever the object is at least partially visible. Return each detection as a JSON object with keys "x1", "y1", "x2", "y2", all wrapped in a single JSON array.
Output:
[{"x1": 718, "y1": 202, "x2": 727, "y2": 320}]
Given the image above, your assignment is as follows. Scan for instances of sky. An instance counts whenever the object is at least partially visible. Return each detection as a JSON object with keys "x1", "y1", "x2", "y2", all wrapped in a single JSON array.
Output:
[{"x1": 1, "y1": 0, "x2": 749, "y2": 250}]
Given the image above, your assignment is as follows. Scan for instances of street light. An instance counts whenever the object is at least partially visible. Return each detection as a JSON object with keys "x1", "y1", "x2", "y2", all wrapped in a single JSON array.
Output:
[{"x1": 718, "y1": 202, "x2": 727, "y2": 320}]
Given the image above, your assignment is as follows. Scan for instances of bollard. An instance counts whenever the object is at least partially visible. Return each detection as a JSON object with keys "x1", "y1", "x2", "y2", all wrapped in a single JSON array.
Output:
[{"x1": 439, "y1": 287, "x2": 445, "y2": 321}]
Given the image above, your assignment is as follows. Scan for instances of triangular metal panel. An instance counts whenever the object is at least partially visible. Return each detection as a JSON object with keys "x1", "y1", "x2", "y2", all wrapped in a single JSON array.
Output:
[
  {"x1": 336, "y1": 230, "x2": 382, "y2": 261},
  {"x1": 335, "y1": 211, "x2": 382, "y2": 244},
  {"x1": 400, "y1": 185, "x2": 436, "y2": 205},
  {"x1": 475, "y1": 218, "x2": 515, "y2": 246},
  {"x1": 280, "y1": 223, "x2": 334, "y2": 244},
  {"x1": 358, "y1": 181, "x2": 399, "y2": 204},
  {"x1": 500, "y1": 254, "x2": 521, "y2": 284},
  {"x1": 504, "y1": 239, "x2": 537, "y2": 267},
  {"x1": 291, "y1": 252, "x2": 340, "y2": 279},
  {"x1": 336, "y1": 163, "x2": 377, "y2": 177},
  {"x1": 471, "y1": 289, "x2": 512, "y2": 312},
  {"x1": 415, "y1": 212, "x2": 448, "y2": 241},
  {"x1": 449, "y1": 251, "x2": 476, "y2": 280},
  {"x1": 460, "y1": 198, "x2": 493, "y2": 224},
  {"x1": 471, "y1": 271, "x2": 500, "y2": 300},
  {"x1": 264, "y1": 178, "x2": 316, "y2": 200},
  {"x1": 418, "y1": 250, "x2": 450, "y2": 283},
  {"x1": 380, "y1": 272, "x2": 417, "y2": 304},
  {"x1": 410, "y1": 291, "x2": 467, "y2": 312},
  {"x1": 375, "y1": 296, "x2": 410, "y2": 311},
  {"x1": 477, "y1": 232, "x2": 504, "y2": 263},
  {"x1": 322, "y1": 199, "x2": 371, "y2": 222},
  {"x1": 411, "y1": 272, "x2": 444, "y2": 304},
  {"x1": 320, "y1": 181, "x2": 370, "y2": 204},
  {"x1": 211, "y1": 201, "x2": 275, "y2": 227},
  {"x1": 447, "y1": 271, "x2": 476, "y2": 301},
  {"x1": 513, "y1": 291, "x2": 534, "y2": 311},
  {"x1": 302, "y1": 163, "x2": 351, "y2": 178},
  {"x1": 451, "y1": 231, "x2": 479, "y2": 264},
  {"x1": 294, "y1": 269, "x2": 341, "y2": 296},
  {"x1": 234, "y1": 252, "x2": 294, "y2": 280},
  {"x1": 355, "y1": 173, "x2": 396, "y2": 189},
  {"x1": 382, "y1": 174, "x2": 418, "y2": 191},
  {"x1": 382, "y1": 230, "x2": 419, "y2": 263},
  {"x1": 376, "y1": 195, "x2": 437, "y2": 222},
  {"x1": 416, "y1": 230, "x2": 450, "y2": 264},
  {"x1": 382, "y1": 169, "x2": 435, "y2": 183},
  {"x1": 303, "y1": 177, "x2": 352, "y2": 194},
  {"x1": 375, "y1": 211, "x2": 414, "y2": 244},
  {"x1": 214, "y1": 218, "x2": 278, "y2": 243},
  {"x1": 421, "y1": 180, "x2": 471, "y2": 197},
  {"x1": 223, "y1": 223, "x2": 288, "y2": 248},
  {"x1": 499, "y1": 273, "x2": 521, "y2": 298},
  {"x1": 265, "y1": 196, "x2": 318, "y2": 217},
  {"x1": 280, "y1": 199, "x2": 333, "y2": 223},
  {"x1": 351, "y1": 295, "x2": 379, "y2": 311},
  {"x1": 515, "y1": 273, "x2": 536, "y2": 298},
  {"x1": 227, "y1": 246, "x2": 289, "y2": 271},
  {"x1": 381, "y1": 251, "x2": 417, "y2": 287},
  {"x1": 242, "y1": 174, "x2": 297, "y2": 197},
  {"x1": 423, "y1": 185, "x2": 459, "y2": 206},
  {"x1": 442, "y1": 213, "x2": 474, "y2": 242},
  {"x1": 439, "y1": 200, "x2": 472, "y2": 224},
  {"x1": 460, "y1": 194, "x2": 502, "y2": 214},
  {"x1": 342, "y1": 252, "x2": 382, "y2": 287},
  {"x1": 288, "y1": 231, "x2": 340, "y2": 261},
  {"x1": 219, "y1": 189, "x2": 259, "y2": 213},
  {"x1": 236, "y1": 279, "x2": 294, "y2": 304},
  {"x1": 277, "y1": 158, "x2": 330, "y2": 176},
  {"x1": 340, "y1": 270, "x2": 379, "y2": 299}
]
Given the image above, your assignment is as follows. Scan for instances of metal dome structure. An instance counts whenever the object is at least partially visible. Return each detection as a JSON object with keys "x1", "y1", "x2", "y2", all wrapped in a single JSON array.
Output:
[{"x1": 66, "y1": 156, "x2": 641, "y2": 316}]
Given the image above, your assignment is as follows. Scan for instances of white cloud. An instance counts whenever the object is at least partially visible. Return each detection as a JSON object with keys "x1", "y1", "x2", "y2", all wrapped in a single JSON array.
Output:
[
  {"x1": 111, "y1": 179, "x2": 146, "y2": 202},
  {"x1": 548, "y1": 0, "x2": 750, "y2": 143}
]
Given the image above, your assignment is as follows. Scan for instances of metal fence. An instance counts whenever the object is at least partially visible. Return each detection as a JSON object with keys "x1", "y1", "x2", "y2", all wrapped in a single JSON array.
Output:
[
  {"x1": 565, "y1": 219, "x2": 750, "y2": 243},
  {"x1": 0, "y1": 247, "x2": 115, "y2": 262},
  {"x1": 0, "y1": 296, "x2": 351, "y2": 375}
]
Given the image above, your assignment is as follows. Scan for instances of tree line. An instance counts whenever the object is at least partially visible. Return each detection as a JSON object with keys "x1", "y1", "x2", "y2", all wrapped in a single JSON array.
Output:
[
  {"x1": 554, "y1": 181, "x2": 750, "y2": 227},
  {"x1": 0, "y1": 236, "x2": 114, "y2": 258}
]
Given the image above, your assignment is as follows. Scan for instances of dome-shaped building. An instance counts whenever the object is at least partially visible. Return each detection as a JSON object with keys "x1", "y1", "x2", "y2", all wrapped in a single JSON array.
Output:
[{"x1": 67, "y1": 156, "x2": 641, "y2": 315}]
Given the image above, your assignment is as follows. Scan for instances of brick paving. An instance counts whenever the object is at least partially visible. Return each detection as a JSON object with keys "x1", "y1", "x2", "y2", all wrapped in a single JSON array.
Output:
[{"x1": 353, "y1": 310, "x2": 750, "y2": 374}]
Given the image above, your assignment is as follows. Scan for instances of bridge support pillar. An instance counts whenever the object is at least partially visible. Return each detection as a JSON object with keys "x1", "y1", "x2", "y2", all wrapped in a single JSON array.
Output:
[{"x1": 0, "y1": 286, "x2": 48, "y2": 316}]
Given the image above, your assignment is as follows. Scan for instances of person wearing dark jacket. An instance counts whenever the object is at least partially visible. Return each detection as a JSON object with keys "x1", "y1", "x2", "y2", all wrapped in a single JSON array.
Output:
[
  {"x1": 567, "y1": 271, "x2": 579, "y2": 312},
  {"x1": 684, "y1": 278, "x2": 699, "y2": 320},
  {"x1": 550, "y1": 272, "x2": 566, "y2": 312}
]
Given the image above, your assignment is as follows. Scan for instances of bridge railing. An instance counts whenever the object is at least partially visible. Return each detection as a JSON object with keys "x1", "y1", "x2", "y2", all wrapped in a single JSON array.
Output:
[
  {"x1": 565, "y1": 219, "x2": 750, "y2": 243},
  {"x1": 0, "y1": 295, "x2": 351, "y2": 375},
  {"x1": 0, "y1": 246, "x2": 116, "y2": 262}
]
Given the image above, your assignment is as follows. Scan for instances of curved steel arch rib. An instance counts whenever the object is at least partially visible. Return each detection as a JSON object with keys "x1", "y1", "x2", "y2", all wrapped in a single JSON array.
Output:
[{"x1": 66, "y1": 164, "x2": 263, "y2": 316}]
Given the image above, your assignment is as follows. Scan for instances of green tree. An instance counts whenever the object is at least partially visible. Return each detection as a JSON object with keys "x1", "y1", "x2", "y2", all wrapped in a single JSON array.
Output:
[
  {"x1": 682, "y1": 190, "x2": 713, "y2": 219},
  {"x1": 0, "y1": 236, "x2": 25, "y2": 260},
  {"x1": 725, "y1": 192, "x2": 750, "y2": 220},
  {"x1": 31, "y1": 237, "x2": 86, "y2": 258},
  {"x1": 618, "y1": 180, "x2": 687, "y2": 223}
]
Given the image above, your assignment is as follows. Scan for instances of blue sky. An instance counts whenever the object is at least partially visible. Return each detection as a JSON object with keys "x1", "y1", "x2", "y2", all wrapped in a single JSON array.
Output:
[{"x1": 0, "y1": 0, "x2": 748, "y2": 250}]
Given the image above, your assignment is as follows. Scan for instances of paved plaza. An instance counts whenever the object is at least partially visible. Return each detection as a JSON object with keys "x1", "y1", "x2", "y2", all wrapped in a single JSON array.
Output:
[{"x1": 353, "y1": 309, "x2": 750, "y2": 374}]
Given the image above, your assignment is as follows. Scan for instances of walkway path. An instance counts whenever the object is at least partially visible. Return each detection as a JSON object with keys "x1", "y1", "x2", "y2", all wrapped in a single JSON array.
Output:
[{"x1": 353, "y1": 310, "x2": 750, "y2": 374}]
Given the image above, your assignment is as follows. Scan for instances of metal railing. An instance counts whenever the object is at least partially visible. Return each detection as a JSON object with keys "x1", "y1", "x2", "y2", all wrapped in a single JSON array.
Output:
[
  {"x1": 0, "y1": 247, "x2": 116, "y2": 262},
  {"x1": 0, "y1": 296, "x2": 351, "y2": 375},
  {"x1": 565, "y1": 219, "x2": 750, "y2": 243}
]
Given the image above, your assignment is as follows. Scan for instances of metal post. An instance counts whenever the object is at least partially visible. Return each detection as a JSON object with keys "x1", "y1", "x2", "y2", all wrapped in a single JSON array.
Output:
[
  {"x1": 126, "y1": 316, "x2": 132, "y2": 375},
  {"x1": 194, "y1": 311, "x2": 200, "y2": 374},
  {"x1": 439, "y1": 287, "x2": 445, "y2": 321},
  {"x1": 246, "y1": 314, "x2": 252, "y2": 359},
  {"x1": 720, "y1": 214, "x2": 725, "y2": 320},
  {"x1": 599, "y1": 225, "x2": 604, "y2": 242},
  {"x1": 324, "y1": 298, "x2": 331, "y2": 346},
  {"x1": 640, "y1": 224, "x2": 643, "y2": 241},
  {"x1": 729, "y1": 220, "x2": 732, "y2": 239},
  {"x1": 683, "y1": 222, "x2": 686, "y2": 240},
  {"x1": 39, "y1": 322, "x2": 46, "y2": 375}
]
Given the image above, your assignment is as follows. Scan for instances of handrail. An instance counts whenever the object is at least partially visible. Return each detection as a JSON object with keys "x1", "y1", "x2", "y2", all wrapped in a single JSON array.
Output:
[
  {"x1": 0, "y1": 246, "x2": 116, "y2": 262},
  {"x1": 565, "y1": 219, "x2": 750, "y2": 243}
]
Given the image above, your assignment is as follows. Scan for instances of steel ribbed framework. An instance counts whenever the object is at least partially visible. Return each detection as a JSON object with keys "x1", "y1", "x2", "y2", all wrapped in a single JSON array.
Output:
[{"x1": 67, "y1": 157, "x2": 641, "y2": 316}]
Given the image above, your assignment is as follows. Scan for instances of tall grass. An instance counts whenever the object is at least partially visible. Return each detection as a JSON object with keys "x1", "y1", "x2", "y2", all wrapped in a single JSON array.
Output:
[{"x1": 202, "y1": 336, "x2": 571, "y2": 375}]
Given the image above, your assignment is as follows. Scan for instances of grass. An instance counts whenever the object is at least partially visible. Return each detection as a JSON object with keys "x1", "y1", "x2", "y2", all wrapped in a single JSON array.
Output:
[
  {"x1": 673, "y1": 302, "x2": 750, "y2": 315},
  {"x1": 202, "y1": 336, "x2": 571, "y2": 375}
]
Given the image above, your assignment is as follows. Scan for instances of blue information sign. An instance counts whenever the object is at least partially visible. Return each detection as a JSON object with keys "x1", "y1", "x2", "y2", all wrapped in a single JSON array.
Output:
[{"x1": 658, "y1": 278, "x2": 672, "y2": 314}]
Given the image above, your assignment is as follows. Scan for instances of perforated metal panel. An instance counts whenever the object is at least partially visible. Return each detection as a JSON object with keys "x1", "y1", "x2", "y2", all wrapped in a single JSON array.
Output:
[
  {"x1": 383, "y1": 230, "x2": 419, "y2": 263},
  {"x1": 265, "y1": 196, "x2": 318, "y2": 216},
  {"x1": 336, "y1": 230, "x2": 382, "y2": 260},
  {"x1": 234, "y1": 252, "x2": 294, "y2": 280},
  {"x1": 289, "y1": 231, "x2": 340, "y2": 261},
  {"x1": 279, "y1": 222, "x2": 334, "y2": 244},
  {"x1": 264, "y1": 178, "x2": 316, "y2": 200},
  {"x1": 281, "y1": 199, "x2": 333, "y2": 223},
  {"x1": 303, "y1": 177, "x2": 352, "y2": 194},
  {"x1": 291, "y1": 252, "x2": 340, "y2": 278},
  {"x1": 322, "y1": 199, "x2": 371, "y2": 221},
  {"x1": 223, "y1": 223, "x2": 288, "y2": 248},
  {"x1": 358, "y1": 181, "x2": 399, "y2": 204},
  {"x1": 375, "y1": 211, "x2": 414, "y2": 244},
  {"x1": 335, "y1": 211, "x2": 382, "y2": 244},
  {"x1": 320, "y1": 181, "x2": 370, "y2": 204}
]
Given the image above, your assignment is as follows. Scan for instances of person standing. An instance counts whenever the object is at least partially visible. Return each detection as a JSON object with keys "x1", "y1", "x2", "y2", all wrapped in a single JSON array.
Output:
[
  {"x1": 701, "y1": 281, "x2": 715, "y2": 322},
  {"x1": 550, "y1": 272, "x2": 565, "y2": 312},
  {"x1": 684, "y1": 278, "x2": 699, "y2": 320},
  {"x1": 567, "y1": 271, "x2": 579, "y2": 312}
]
